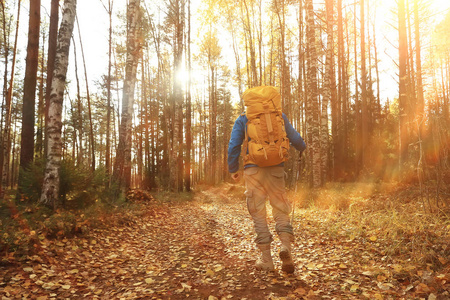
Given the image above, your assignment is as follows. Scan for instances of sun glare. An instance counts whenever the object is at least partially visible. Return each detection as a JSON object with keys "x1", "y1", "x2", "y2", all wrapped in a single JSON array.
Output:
[{"x1": 175, "y1": 66, "x2": 206, "y2": 87}]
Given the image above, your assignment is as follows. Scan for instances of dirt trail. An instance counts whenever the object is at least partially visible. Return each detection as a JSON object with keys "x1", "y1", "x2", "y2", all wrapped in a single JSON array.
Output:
[{"x1": 1, "y1": 184, "x2": 447, "y2": 299}]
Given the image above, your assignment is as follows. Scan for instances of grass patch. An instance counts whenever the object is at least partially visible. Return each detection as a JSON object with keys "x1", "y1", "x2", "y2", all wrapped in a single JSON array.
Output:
[{"x1": 292, "y1": 182, "x2": 450, "y2": 270}]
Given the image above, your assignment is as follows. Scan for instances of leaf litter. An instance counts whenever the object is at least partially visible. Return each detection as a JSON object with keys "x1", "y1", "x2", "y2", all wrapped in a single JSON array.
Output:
[{"x1": 1, "y1": 183, "x2": 449, "y2": 299}]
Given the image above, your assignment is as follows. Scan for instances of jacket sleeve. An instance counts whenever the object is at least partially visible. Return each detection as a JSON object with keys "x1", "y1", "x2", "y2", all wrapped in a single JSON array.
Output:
[
  {"x1": 227, "y1": 115, "x2": 246, "y2": 173},
  {"x1": 283, "y1": 113, "x2": 306, "y2": 152}
]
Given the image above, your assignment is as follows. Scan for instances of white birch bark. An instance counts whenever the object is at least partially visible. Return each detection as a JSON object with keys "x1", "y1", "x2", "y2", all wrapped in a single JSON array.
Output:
[
  {"x1": 40, "y1": 0, "x2": 77, "y2": 207},
  {"x1": 305, "y1": 0, "x2": 321, "y2": 188}
]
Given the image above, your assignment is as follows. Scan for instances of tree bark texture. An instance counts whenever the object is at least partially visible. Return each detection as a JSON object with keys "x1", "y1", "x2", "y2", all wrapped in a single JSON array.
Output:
[
  {"x1": 1, "y1": 0, "x2": 21, "y2": 196},
  {"x1": 305, "y1": 0, "x2": 321, "y2": 188},
  {"x1": 40, "y1": 0, "x2": 77, "y2": 207},
  {"x1": 44, "y1": 0, "x2": 59, "y2": 159},
  {"x1": 19, "y1": 0, "x2": 40, "y2": 172},
  {"x1": 113, "y1": 0, "x2": 141, "y2": 192}
]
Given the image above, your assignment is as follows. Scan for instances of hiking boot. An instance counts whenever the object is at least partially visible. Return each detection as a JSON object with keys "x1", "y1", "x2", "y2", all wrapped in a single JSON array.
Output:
[
  {"x1": 255, "y1": 243, "x2": 274, "y2": 271},
  {"x1": 279, "y1": 232, "x2": 295, "y2": 274}
]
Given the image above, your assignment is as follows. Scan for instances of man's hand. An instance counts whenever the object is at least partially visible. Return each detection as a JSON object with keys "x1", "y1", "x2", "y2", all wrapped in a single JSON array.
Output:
[{"x1": 231, "y1": 172, "x2": 241, "y2": 183}]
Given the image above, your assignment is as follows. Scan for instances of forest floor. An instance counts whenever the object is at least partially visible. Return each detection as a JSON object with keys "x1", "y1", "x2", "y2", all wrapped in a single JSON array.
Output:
[{"x1": 1, "y1": 182, "x2": 449, "y2": 299}]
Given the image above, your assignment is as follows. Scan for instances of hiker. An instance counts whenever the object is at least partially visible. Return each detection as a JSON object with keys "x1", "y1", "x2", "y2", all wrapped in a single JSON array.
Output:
[{"x1": 228, "y1": 86, "x2": 306, "y2": 274}]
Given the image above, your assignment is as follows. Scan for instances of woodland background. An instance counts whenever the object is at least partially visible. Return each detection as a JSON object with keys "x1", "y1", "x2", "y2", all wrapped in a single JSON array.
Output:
[
  {"x1": 0, "y1": 0, "x2": 449, "y2": 298},
  {"x1": 0, "y1": 0, "x2": 449, "y2": 206}
]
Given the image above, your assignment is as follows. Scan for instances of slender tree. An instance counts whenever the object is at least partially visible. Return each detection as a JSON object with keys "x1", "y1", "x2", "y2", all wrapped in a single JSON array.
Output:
[
  {"x1": 305, "y1": 0, "x2": 321, "y2": 187},
  {"x1": 398, "y1": 0, "x2": 408, "y2": 174},
  {"x1": 360, "y1": 0, "x2": 369, "y2": 171},
  {"x1": 100, "y1": 0, "x2": 114, "y2": 176},
  {"x1": 44, "y1": 0, "x2": 59, "y2": 159},
  {"x1": 185, "y1": 0, "x2": 192, "y2": 191},
  {"x1": 19, "y1": 0, "x2": 40, "y2": 179},
  {"x1": 322, "y1": 0, "x2": 335, "y2": 184},
  {"x1": 414, "y1": 0, "x2": 424, "y2": 118},
  {"x1": 40, "y1": 0, "x2": 78, "y2": 207},
  {"x1": 1, "y1": 0, "x2": 20, "y2": 197},
  {"x1": 112, "y1": 0, "x2": 141, "y2": 192}
]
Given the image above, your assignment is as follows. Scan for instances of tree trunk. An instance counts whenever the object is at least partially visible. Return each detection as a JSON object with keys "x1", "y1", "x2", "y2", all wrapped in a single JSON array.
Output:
[
  {"x1": 209, "y1": 66, "x2": 217, "y2": 185},
  {"x1": 75, "y1": 18, "x2": 95, "y2": 171},
  {"x1": 40, "y1": 0, "x2": 77, "y2": 207},
  {"x1": 105, "y1": 0, "x2": 113, "y2": 177},
  {"x1": 414, "y1": 0, "x2": 424, "y2": 117},
  {"x1": 72, "y1": 40, "x2": 84, "y2": 166},
  {"x1": 44, "y1": 0, "x2": 59, "y2": 160},
  {"x1": 360, "y1": 0, "x2": 369, "y2": 172},
  {"x1": 1, "y1": 0, "x2": 21, "y2": 197},
  {"x1": 305, "y1": 0, "x2": 321, "y2": 188},
  {"x1": 323, "y1": 0, "x2": 335, "y2": 185},
  {"x1": 398, "y1": 0, "x2": 408, "y2": 174},
  {"x1": 113, "y1": 0, "x2": 141, "y2": 193},
  {"x1": 19, "y1": 0, "x2": 40, "y2": 176},
  {"x1": 185, "y1": 0, "x2": 192, "y2": 191}
]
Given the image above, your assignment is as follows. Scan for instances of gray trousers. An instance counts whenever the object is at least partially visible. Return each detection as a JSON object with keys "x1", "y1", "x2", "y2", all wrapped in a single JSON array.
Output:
[{"x1": 244, "y1": 166, "x2": 294, "y2": 245}]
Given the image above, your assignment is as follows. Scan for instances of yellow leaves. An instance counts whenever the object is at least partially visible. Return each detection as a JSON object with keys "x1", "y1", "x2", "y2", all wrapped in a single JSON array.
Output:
[
  {"x1": 438, "y1": 256, "x2": 447, "y2": 265},
  {"x1": 176, "y1": 282, "x2": 192, "y2": 293},
  {"x1": 349, "y1": 284, "x2": 360, "y2": 293},
  {"x1": 428, "y1": 294, "x2": 438, "y2": 300},
  {"x1": 361, "y1": 270, "x2": 374, "y2": 277},
  {"x1": 214, "y1": 264, "x2": 223, "y2": 272},
  {"x1": 293, "y1": 287, "x2": 307, "y2": 296},
  {"x1": 391, "y1": 264, "x2": 403, "y2": 273},
  {"x1": 205, "y1": 268, "x2": 215, "y2": 277},
  {"x1": 372, "y1": 293, "x2": 384, "y2": 300},
  {"x1": 369, "y1": 235, "x2": 377, "y2": 242},
  {"x1": 145, "y1": 278, "x2": 154, "y2": 284},
  {"x1": 306, "y1": 262, "x2": 324, "y2": 270}
]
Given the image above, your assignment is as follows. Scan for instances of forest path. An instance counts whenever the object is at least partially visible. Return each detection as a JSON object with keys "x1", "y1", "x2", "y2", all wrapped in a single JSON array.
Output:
[{"x1": 1, "y1": 184, "x2": 446, "y2": 299}]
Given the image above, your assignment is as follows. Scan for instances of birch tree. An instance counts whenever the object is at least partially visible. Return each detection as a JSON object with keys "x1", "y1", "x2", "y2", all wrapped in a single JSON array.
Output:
[
  {"x1": 322, "y1": 0, "x2": 335, "y2": 184},
  {"x1": 305, "y1": 0, "x2": 321, "y2": 187},
  {"x1": 40, "y1": 0, "x2": 77, "y2": 207},
  {"x1": 112, "y1": 0, "x2": 141, "y2": 192},
  {"x1": 44, "y1": 0, "x2": 59, "y2": 159}
]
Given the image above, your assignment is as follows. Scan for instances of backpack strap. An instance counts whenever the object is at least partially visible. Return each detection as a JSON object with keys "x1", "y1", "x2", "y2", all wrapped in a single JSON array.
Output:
[
  {"x1": 241, "y1": 113, "x2": 249, "y2": 162},
  {"x1": 263, "y1": 103, "x2": 276, "y2": 146}
]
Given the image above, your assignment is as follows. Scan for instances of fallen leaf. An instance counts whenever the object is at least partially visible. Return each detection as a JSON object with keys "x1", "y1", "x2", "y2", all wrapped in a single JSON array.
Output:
[
  {"x1": 294, "y1": 287, "x2": 307, "y2": 295},
  {"x1": 350, "y1": 284, "x2": 359, "y2": 292},
  {"x1": 205, "y1": 269, "x2": 215, "y2": 277}
]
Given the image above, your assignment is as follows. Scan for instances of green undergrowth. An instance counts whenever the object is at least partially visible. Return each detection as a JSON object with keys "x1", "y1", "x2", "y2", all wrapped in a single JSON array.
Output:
[{"x1": 292, "y1": 182, "x2": 450, "y2": 271}]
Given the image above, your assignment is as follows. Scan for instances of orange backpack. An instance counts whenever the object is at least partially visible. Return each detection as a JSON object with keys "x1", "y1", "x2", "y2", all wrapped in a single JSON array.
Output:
[{"x1": 242, "y1": 86, "x2": 289, "y2": 167}]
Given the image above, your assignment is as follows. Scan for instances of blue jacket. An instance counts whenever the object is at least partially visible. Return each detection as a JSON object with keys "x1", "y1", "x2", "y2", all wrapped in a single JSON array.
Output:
[{"x1": 227, "y1": 113, "x2": 306, "y2": 173}]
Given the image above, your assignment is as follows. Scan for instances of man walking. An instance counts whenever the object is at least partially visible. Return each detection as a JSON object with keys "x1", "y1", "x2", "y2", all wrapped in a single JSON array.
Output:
[{"x1": 228, "y1": 86, "x2": 306, "y2": 274}]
